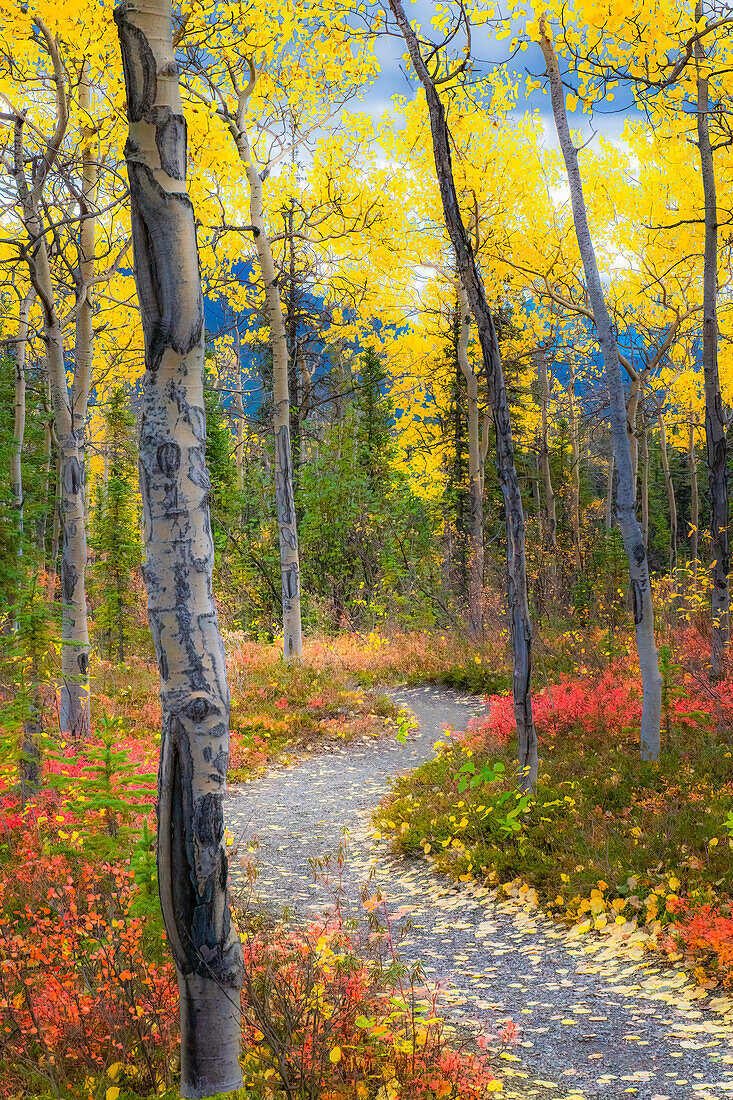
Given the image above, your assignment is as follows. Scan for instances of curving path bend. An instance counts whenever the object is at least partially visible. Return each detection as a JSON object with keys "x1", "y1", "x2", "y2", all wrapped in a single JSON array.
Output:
[{"x1": 226, "y1": 685, "x2": 733, "y2": 1100}]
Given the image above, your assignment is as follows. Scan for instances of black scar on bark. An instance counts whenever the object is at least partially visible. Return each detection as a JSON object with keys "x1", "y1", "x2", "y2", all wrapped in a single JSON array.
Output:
[
  {"x1": 127, "y1": 163, "x2": 203, "y2": 372},
  {"x1": 631, "y1": 580, "x2": 643, "y2": 625},
  {"x1": 188, "y1": 444, "x2": 210, "y2": 490},
  {"x1": 157, "y1": 441, "x2": 181, "y2": 478},
  {"x1": 114, "y1": 7, "x2": 157, "y2": 122},
  {"x1": 62, "y1": 562, "x2": 78, "y2": 603},
  {"x1": 193, "y1": 792, "x2": 224, "y2": 847},
  {"x1": 184, "y1": 696, "x2": 217, "y2": 723},
  {"x1": 148, "y1": 106, "x2": 187, "y2": 181},
  {"x1": 166, "y1": 722, "x2": 200, "y2": 974},
  {"x1": 63, "y1": 456, "x2": 83, "y2": 495},
  {"x1": 77, "y1": 652, "x2": 88, "y2": 675},
  {"x1": 633, "y1": 540, "x2": 646, "y2": 566}
]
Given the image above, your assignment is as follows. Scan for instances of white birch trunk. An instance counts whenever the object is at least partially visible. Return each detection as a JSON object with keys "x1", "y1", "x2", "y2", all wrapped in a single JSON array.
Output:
[
  {"x1": 116, "y1": 2, "x2": 244, "y2": 1093},
  {"x1": 540, "y1": 21, "x2": 662, "y2": 760}
]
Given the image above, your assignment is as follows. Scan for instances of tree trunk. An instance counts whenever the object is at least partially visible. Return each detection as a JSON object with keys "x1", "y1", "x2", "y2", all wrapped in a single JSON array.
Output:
[
  {"x1": 47, "y1": 452, "x2": 61, "y2": 602},
  {"x1": 390, "y1": 0, "x2": 537, "y2": 790},
  {"x1": 115, "y1": 3, "x2": 244, "y2": 1095},
  {"x1": 658, "y1": 413, "x2": 677, "y2": 572},
  {"x1": 456, "y1": 279, "x2": 484, "y2": 637},
  {"x1": 11, "y1": 105, "x2": 90, "y2": 736},
  {"x1": 606, "y1": 451, "x2": 615, "y2": 529},
  {"x1": 229, "y1": 109, "x2": 302, "y2": 659},
  {"x1": 540, "y1": 21, "x2": 662, "y2": 760},
  {"x1": 11, "y1": 289, "x2": 34, "y2": 580},
  {"x1": 640, "y1": 419, "x2": 649, "y2": 549},
  {"x1": 566, "y1": 365, "x2": 582, "y2": 570},
  {"x1": 689, "y1": 406, "x2": 699, "y2": 582},
  {"x1": 537, "y1": 350, "x2": 556, "y2": 549},
  {"x1": 695, "y1": 14, "x2": 729, "y2": 677}
]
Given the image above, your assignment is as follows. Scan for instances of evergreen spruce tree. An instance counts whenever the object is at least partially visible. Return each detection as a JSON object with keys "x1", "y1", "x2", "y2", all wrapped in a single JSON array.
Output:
[{"x1": 91, "y1": 388, "x2": 141, "y2": 662}]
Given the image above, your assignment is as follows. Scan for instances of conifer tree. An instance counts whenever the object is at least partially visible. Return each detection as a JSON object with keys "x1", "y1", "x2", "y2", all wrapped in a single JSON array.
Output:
[{"x1": 91, "y1": 387, "x2": 141, "y2": 662}]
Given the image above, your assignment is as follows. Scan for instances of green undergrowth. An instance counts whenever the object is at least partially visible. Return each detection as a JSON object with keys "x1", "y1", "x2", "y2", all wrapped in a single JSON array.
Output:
[{"x1": 374, "y1": 659, "x2": 733, "y2": 986}]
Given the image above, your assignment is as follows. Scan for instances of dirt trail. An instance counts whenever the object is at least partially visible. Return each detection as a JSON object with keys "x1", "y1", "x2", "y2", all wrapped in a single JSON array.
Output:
[{"x1": 227, "y1": 684, "x2": 733, "y2": 1100}]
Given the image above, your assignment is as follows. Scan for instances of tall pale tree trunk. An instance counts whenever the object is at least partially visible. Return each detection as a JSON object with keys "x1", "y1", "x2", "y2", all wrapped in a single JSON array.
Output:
[
  {"x1": 390, "y1": 0, "x2": 537, "y2": 789},
  {"x1": 227, "y1": 98, "x2": 302, "y2": 658},
  {"x1": 540, "y1": 21, "x2": 662, "y2": 760},
  {"x1": 537, "y1": 350, "x2": 556, "y2": 549},
  {"x1": 640, "y1": 420, "x2": 649, "y2": 549},
  {"x1": 10, "y1": 47, "x2": 90, "y2": 737},
  {"x1": 47, "y1": 453, "x2": 61, "y2": 602},
  {"x1": 456, "y1": 279, "x2": 484, "y2": 637},
  {"x1": 689, "y1": 406, "x2": 699, "y2": 583},
  {"x1": 658, "y1": 413, "x2": 677, "y2": 572},
  {"x1": 606, "y1": 451, "x2": 615, "y2": 530},
  {"x1": 695, "y1": 15, "x2": 729, "y2": 676},
  {"x1": 11, "y1": 289, "x2": 34, "y2": 572},
  {"x1": 566, "y1": 365, "x2": 582, "y2": 569},
  {"x1": 116, "y1": 2, "x2": 244, "y2": 1095}
]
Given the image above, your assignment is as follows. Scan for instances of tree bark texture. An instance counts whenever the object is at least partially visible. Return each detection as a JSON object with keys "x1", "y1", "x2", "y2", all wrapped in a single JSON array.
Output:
[
  {"x1": 640, "y1": 420, "x2": 649, "y2": 549},
  {"x1": 605, "y1": 452, "x2": 614, "y2": 530},
  {"x1": 115, "y1": 3, "x2": 244, "y2": 1095},
  {"x1": 689, "y1": 407, "x2": 699, "y2": 581},
  {"x1": 537, "y1": 350, "x2": 557, "y2": 550},
  {"x1": 11, "y1": 289, "x2": 34, "y2": 569},
  {"x1": 456, "y1": 279, "x2": 484, "y2": 637},
  {"x1": 389, "y1": 0, "x2": 537, "y2": 789},
  {"x1": 566, "y1": 365, "x2": 582, "y2": 570},
  {"x1": 540, "y1": 21, "x2": 662, "y2": 760},
  {"x1": 695, "y1": 16, "x2": 729, "y2": 676},
  {"x1": 12, "y1": 150, "x2": 90, "y2": 736},
  {"x1": 658, "y1": 413, "x2": 677, "y2": 572},
  {"x1": 228, "y1": 109, "x2": 302, "y2": 659}
]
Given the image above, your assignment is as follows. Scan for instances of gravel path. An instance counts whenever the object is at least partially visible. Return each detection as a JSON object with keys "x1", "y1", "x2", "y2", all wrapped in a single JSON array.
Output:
[{"x1": 226, "y1": 684, "x2": 733, "y2": 1100}]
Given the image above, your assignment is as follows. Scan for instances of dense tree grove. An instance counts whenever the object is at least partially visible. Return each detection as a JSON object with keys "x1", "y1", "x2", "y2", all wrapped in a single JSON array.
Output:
[{"x1": 0, "y1": 0, "x2": 733, "y2": 1097}]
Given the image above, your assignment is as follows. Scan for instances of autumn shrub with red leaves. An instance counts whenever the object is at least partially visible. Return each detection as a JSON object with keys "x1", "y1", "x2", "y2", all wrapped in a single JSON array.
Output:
[
  {"x1": 235, "y1": 907, "x2": 506, "y2": 1099},
  {"x1": 377, "y1": 629, "x2": 733, "y2": 991}
]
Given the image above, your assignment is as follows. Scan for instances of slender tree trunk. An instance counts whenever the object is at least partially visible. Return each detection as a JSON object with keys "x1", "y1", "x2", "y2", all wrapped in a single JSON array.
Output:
[
  {"x1": 228, "y1": 112, "x2": 302, "y2": 659},
  {"x1": 606, "y1": 451, "x2": 615, "y2": 529},
  {"x1": 390, "y1": 0, "x2": 537, "y2": 789},
  {"x1": 47, "y1": 452, "x2": 61, "y2": 602},
  {"x1": 116, "y1": 3, "x2": 244, "y2": 1095},
  {"x1": 540, "y1": 21, "x2": 662, "y2": 760},
  {"x1": 566, "y1": 365, "x2": 582, "y2": 569},
  {"x1": 627, "y1": 369, "x2": 641, "y2": 485},
  {"x1": 11, "y1": 111, "x2": 90, "y2": 736},
  {"x1": 37, "y1": 397, "x2": 52, "y2": 567},
  {"x1": 11, "y1": 290, "x2": 34, "y2": 579},
  {"x1": 695, "y1": 16, "x2": 729, "y2": 676},
  {"x1": 640, "y1": 419, "x2": 649, "y2": 549},
  {"x1": 537, "y1": 350, "x2": 556, "y2": 550},
  {"x1": 689, "y1": 406, "x2": 699, "y2": 583},
  {"x1": 658, "y1": 413, "x2": 677, "y2": 572},
  {"x1": 457, "y1": 279, "x2": 484, "y2": 637}
]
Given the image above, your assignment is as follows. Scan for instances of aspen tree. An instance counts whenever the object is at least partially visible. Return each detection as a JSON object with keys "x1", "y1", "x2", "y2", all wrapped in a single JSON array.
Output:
[
  {"x1": 695, "y1": 3, "x2": 729, "y2": 675},
  {"x1": 389, "y1": 0, "x2": 537, "y2": 789},
  {"x1": 115, "y1": 0, "x2": 244, "y2": 1094},
  {"x1": 539, "y1": 19, "x2": 662, "y2": 760},
  {"x1": 6, "y1": 20, "x2": 91, "y2": 737},
  {"x1": 456, "y1": 278, "x2": 484, "y2": 637}
]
